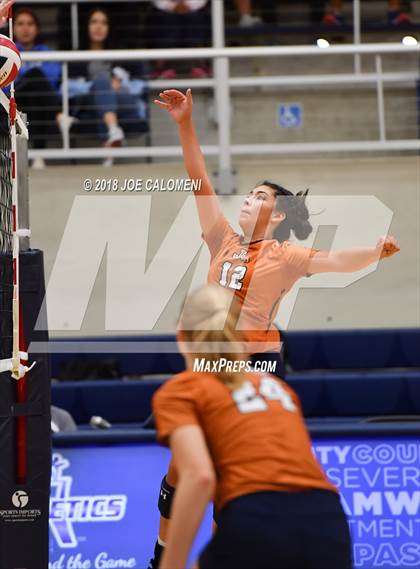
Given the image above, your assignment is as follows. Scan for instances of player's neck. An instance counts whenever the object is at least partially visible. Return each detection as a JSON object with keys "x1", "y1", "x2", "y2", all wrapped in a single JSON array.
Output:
[
  {"x1": 241, "y1": 237, "x2": 263, "y2": 246},
  {"x1": 241, "y1": 228, "x2": 274, "y2": 245}
]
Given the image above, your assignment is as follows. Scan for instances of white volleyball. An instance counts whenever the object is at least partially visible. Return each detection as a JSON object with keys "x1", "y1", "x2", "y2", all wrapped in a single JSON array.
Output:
[{"x1": 0, "y1": 34, "x2": 21, "y2": 88}]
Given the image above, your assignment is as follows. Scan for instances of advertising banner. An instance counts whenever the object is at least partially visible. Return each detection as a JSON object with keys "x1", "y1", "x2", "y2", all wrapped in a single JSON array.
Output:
[{"x1": 49, "y1": 437, "x2": 420, "y2": 569}]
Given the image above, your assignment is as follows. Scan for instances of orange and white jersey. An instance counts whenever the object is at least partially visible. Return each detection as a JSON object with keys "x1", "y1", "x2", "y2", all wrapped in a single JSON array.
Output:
[
  {"x1": 203, "y1": 215, "x2": 317, "y2": 353},
  {"x1": 153, "y1": 370, "x2": 337, "y2": 512}
]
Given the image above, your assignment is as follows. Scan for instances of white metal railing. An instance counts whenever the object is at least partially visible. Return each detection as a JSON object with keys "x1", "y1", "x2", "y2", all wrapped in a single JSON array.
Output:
[
  {"x1": 24, "y1": 43, "x2": 420, "y2": 151},
  {"x1": 21, "y1": 43, "x2": 420, "y2": 62},
  {"x1": 16, "y1": 0, "x2": 420, "y2": 191}
]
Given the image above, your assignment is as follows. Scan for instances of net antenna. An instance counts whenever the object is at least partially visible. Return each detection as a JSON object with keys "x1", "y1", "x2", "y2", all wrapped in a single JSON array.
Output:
[{"x1": 0, "y1": 4, "x2": 34, "y2": 380}]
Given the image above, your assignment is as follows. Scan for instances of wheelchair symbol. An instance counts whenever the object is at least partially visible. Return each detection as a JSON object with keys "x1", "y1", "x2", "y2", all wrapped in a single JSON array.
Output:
[{"x1": 278, "y1": 104, "x2": 302, "y2": 128}]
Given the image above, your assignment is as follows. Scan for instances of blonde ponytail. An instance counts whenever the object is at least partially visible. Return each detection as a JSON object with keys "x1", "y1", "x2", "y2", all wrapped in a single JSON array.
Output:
[{"x1": 179, "y1": 285, "x2": 247, "y2": 390}]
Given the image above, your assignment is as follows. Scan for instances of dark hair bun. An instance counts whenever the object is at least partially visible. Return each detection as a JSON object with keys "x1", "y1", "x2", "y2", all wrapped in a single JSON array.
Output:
[
  {"x1": 293, "y1": 218, "x2": 312, "y2": 240},
  {"x1": 283, "y1": 191, "x2": 312, "y2": 240}
]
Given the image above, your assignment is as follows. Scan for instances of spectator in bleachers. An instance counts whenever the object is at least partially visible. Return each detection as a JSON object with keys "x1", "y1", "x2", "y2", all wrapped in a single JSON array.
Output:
[
  {"x1": 322, "y1": 0, "x2": 345, "y2": 25},
  {"x1": 58, "y1": 2, "x2": 140, "y2": 50},
  {"x1": 147, "y1": 0, "x2": 211, "y2": 79},
  {"x1": 234, "y1": 0, "x2": 263, "y2": 27},
  {"x1": 323, "y1": 0, "x2": 412, "y2": 25},
  {"x1": 68, "y1": 7, "x2": 148, "y2": 164},
  {"x1": 386, "y1": 0, "x2": 412, "y2": 24},
  {"x1": 11, "y1": 7, "x2": 64, "y2": 169}
]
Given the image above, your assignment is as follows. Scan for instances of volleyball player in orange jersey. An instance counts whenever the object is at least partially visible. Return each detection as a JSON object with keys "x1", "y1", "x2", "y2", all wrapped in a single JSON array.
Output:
[
  {"x1": 153, "y1": 284, "x2": 352, "y2": 569},
  {"x1": 147, "y1": 88, "x2": 400, "y2": 568},
  {"x1": 154, "y1": 89, "x2": 400, "y2": 365}
]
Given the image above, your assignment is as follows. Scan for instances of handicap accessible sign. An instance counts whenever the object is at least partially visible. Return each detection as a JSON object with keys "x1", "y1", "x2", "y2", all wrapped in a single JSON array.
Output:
[{"x1": 278, "y1": 103, "x2": 303, "y2": 128}]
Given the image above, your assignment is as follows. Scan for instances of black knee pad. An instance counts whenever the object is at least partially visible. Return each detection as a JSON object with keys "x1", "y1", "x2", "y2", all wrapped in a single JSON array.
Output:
[{"x1": 158, "y1": 475, "x2": 175, "y2": 519}]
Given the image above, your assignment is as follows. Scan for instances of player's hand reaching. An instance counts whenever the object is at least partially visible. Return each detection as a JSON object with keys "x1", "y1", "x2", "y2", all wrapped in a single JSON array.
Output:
[
  {"x1": 376, "y1": 235, "x2": 400, "y2": 259},
  {"x1": 0, "y1": 0, "x2": 14, "y2": 25},
  {"x1": 154, "y1": 89, "x2": 193, "y2": 125}
]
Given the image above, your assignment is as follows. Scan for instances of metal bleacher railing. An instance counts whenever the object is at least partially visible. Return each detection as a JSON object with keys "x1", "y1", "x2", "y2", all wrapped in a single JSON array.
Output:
[{"x1": 19, "y1": 0, "x2": 420, "y2": 192}]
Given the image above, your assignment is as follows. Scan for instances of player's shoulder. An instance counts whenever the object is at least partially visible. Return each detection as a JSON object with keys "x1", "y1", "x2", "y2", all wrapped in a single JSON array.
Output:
[
  {"x1": 264, "y1": 239, "x2": 292, "y2": 260},
  {"x1": 275, "y1": 240, "x2": 314, "y2": 261},
  {"x1": 158, "y1": 370, "x2": 196, "y2": 390},
  {"x1": 284, "y1": 241, "x2": 317, "y2": 254},
  {"x1": 281, "y1": 240, "x2": 305, "y2": 253},
  {"x1": 155, "y1": 370, "x2": 204, "y2": 399},
  {"x1": 267, "y1": 239, "x2": 295, "y2": 251}
]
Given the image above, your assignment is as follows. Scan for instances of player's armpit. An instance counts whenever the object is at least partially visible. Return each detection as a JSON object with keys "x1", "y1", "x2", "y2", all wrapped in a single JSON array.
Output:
[{"x1": 202, "y1": 214, "x2": 235, "y2": 258}]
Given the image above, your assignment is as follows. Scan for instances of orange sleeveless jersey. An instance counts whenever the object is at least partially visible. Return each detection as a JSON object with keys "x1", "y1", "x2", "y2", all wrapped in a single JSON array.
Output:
[
  {"x1": 203, "y1": 215, "x2": 317, "y2": 353},
  {"x1": 153, "y1": 370, "x2": 337, "y2": 512}
]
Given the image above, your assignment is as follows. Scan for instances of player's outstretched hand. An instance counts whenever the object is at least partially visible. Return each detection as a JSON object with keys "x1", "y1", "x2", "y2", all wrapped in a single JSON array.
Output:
[
  {"x1": 0, "y1": 0, "x2": 15, "y2": 25},
  {"x1": 376, "y1": 235, "x2": 400, "y2": 259},
  {"x1": 154, "y1": 89, "x2": 193, "y2": 125}
]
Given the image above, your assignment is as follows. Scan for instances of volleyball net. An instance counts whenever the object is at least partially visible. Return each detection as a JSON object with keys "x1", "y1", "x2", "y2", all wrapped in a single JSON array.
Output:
[
  {"x1": 0, "y1": 119, "x2": 13, "y2": 370},
  {"x1": 0, "y1": 94, "x2": 51, "y2": 569}
]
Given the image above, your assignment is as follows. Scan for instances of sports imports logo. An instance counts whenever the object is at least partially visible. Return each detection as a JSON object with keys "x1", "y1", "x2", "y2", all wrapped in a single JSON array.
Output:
[
  {"x1": 0, "y1": 491, "x2": 40, "y2": 523},
  {"x1": 12, "y1": 490, "x2": 29, "y2": 508},
  {"x1": 50, "y1": 453, "x2": 127, "y2": 548}
]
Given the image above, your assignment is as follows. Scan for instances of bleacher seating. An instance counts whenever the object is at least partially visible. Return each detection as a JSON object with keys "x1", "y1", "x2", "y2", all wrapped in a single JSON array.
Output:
[
  {"x1": 285, "y1": 328, "x2": 420, "y2": 370},
  {"x1": 51, "y1": 370, "x2": 420, "y2": 425},
  {"x1": 50, "y1": 328, "x2": 420, "y2": 378},
  {"x1": 31, "y1": 2, "x2": 420, "y2": 50},
  {"x1": 50, "y1": 328, "x2": 420, "y2": 425}
]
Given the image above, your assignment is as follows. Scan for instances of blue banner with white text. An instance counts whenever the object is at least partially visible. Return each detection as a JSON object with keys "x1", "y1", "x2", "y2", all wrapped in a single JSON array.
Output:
[{"x1": 49, "y1": 437, "x2": 420, "y2": 569}]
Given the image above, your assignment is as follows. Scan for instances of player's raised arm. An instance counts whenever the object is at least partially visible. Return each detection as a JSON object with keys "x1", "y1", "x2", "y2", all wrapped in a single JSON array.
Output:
[
  {"x1": 307, "y1": 234, "x2": 400, "y2": 274},
  {"x1": 154, "y1": 89, "x2": 223, "y2": 235}
]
